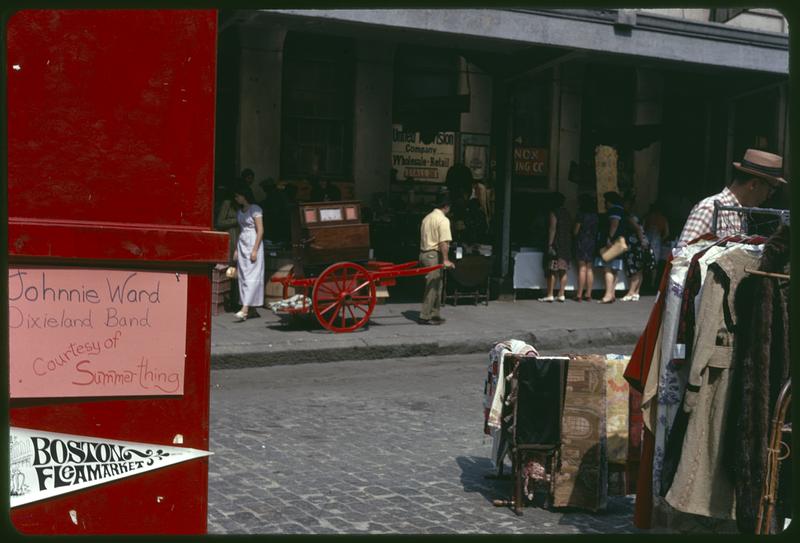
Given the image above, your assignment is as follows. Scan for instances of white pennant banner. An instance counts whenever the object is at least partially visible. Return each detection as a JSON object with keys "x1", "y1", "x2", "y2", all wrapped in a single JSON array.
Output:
[{"x1": 10, "y1": 426, "x2": 212, "y2": 508}]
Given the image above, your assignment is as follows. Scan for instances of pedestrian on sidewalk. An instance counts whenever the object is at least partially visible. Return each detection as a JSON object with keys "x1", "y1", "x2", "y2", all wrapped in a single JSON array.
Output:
[
  {"x1": 676, "y1": 148, "x2": 786, "y2": 247},
  {"x1": 232, "y1": 181, "x2": 265, "y2": 322},
  {"x1": 539, "y1": 191, "x2": 572, "y2": 303},
  {"x1": 620, "y1": 193, "x2": 654, "y2": 302},
  {"x1": 240, "y1": 167, "x2": 265, "y2": 206},
  {"x1": 418, "y1": 193, "x2": 455, "y2": 325},
  {"x1": 215, "y1": 183, "x2": 242, "y2": 310},
  {"x1": 215, "y1": 184, "x2": 240, "y2": 262},
  {"x1": 573, "y1": 193, "x2": 598, "y2": 302},
  {"x1": 593, "y1": 191, "x2": 627, "y2": 304}
]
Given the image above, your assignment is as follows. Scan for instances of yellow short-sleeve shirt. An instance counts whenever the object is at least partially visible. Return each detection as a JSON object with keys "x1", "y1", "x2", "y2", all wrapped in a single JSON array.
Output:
[{"x1": 420, "y1": 208, "x2": 452, "y2": 252}]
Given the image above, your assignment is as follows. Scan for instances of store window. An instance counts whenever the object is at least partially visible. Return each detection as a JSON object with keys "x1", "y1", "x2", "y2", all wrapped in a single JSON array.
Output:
[
  {"x1": 280, "y1": 33, "x2": 354, "y2": 179},
  {"x1": 511, "y1": 76, "x2": 552, "y2": 191},
  {"x1": 393, "y1": 46, "x2": 462, "y2": 138},
  {"x1": 509, "y1": 74, "x2": 553, "y2": 249}
]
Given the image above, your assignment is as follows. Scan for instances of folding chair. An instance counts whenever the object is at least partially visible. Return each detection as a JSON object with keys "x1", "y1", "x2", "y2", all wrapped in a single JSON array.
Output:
[{"x1": 496, "y1": 355, "x2": 569, "y2": 515}]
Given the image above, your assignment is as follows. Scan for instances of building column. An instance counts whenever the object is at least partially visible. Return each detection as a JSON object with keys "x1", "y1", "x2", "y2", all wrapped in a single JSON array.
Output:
[
  {"x1": 556, "y1": 62, "x2": 584, "y2": 212},
  {"x1": 237, "y1": 24, "x2": 287, "y2": 184},
  {"x1": 353, "y1": 41, "x2": 396, "y2": 201},
  {"x1": 632, "y1": 68, "x2": 663, "y2": 215}
]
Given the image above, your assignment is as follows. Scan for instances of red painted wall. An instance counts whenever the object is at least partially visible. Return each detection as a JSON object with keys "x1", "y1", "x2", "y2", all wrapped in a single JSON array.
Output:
[{"x1": 7, "y1": 10, "x2": 224, "y2": 534}]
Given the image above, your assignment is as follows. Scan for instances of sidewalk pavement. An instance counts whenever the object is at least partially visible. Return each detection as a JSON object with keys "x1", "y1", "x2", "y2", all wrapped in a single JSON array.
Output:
[{"x1": 210, "y1": 295, "x2": 654, "y2": 368}]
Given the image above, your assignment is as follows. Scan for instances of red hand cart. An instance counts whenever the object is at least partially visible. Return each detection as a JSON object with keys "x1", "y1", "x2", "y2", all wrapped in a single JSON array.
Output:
[
  {"x1": 268, "y1": 199, "x2": 441, "y2": 333},
  {"x1": 270, "y1": 260, "x2": 442, "y2": 333}
]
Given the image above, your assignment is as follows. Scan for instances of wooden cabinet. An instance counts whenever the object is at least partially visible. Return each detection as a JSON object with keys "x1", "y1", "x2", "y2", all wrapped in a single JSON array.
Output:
[{"x1": 292, "y1": 201, "x2": 370, "y2": 273}]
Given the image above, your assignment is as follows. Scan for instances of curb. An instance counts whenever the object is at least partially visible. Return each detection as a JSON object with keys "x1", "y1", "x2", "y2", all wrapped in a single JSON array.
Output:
[{"x1": 210, "y1": 326, "x2": 643, "y2": 369}]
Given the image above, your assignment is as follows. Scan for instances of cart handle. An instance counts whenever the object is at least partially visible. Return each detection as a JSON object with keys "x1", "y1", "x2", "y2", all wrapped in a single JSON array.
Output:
[
  {"x1": 368, "y1": 260, "x2": 419, "y2": 271},
  {"x1": 370, "y1": 263, "x2": 443, "y2": 281}
]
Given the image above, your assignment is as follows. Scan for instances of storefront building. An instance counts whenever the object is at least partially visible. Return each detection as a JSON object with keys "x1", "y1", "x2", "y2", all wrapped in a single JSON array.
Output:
[{"x1": 214, "y1": 8, "x2": 789, "y2": 280}]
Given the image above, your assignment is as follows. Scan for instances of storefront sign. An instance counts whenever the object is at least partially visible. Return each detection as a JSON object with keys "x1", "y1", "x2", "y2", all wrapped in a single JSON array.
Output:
[
  {"x1": 513, "y1": 146, "x2": 548, "y2": 177},
  {"x1": 9, "y1": 268, "x2": 189, "y2": 398},
  {"x1": 391, "y1": 124, "x2": 455, "y2": 183},
  {"x1": 9, "y1": 426, "x2": 211, "y2": 508}
]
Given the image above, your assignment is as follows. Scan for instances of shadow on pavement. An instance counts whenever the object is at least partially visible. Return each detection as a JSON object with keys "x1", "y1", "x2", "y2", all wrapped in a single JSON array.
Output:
[
  {"x1": 265, "y1": 314, "x2": 319, "y2": 332},
  {"x1": 554, "y1": 495, "x2": 640, "y2": 534},
  {"x1": 264, "y1": 313, "x2": 379, "y2": 335},
  {"x1": 401, "y1": 309, "x2": 422, "y2": 323},
  {"x1": 455, "y1": 455, "x2": 511, "y2": 505}
]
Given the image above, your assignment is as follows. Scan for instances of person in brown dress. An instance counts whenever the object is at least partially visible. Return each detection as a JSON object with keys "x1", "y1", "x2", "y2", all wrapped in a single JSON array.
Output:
[{"x1": 539, "y1": 192, "x2": 572, "y2": 302}]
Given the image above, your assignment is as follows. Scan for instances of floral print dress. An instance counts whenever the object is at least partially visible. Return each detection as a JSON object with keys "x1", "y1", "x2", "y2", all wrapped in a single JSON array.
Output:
[{"x1": 624, "y1": 215, "x2": 655, "y2": 275}]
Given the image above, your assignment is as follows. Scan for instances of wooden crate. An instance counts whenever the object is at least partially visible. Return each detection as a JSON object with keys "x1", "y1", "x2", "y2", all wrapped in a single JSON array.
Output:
[
  {"x1": 211, "y1": 301, "x2": 225, "y2": 316},
  {"x1": 211, "y1": 291, "x2": 229, "y2": 304},
  {"x1": 212, "y1": 265, "x2": 230, "y2": 283},
  {"x1": 212, "y1": 279, "x2": 231, "y2": 295},
  {"x1": 298, "y1": 223, "x2": 370, "y2": 266},
  {"x1": 266, "y1": 263, "x2": 297, "y2": 302}
]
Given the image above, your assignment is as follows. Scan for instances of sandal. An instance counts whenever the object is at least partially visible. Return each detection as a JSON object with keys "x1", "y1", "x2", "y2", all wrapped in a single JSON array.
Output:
[
  {"x1": 597, "y1": 298, "x2": 615, "y2": 304},
  {"x1": 621, "y1": 294, "x2": 640, "y2": 302},
  {"x1": 538, "y1": 296, "x2": 555, "y2": 303},
  {"x1": 233, "y1": 310, "x2": 247, "y2": 322},
  {"x1": 556, "y1": 295, "x2": 565, "y2": 302}
]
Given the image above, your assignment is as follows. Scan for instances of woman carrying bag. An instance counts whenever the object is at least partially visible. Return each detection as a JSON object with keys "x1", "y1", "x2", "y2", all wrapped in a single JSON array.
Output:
[
  {"x1": 620, "y1": 193, "x2": 656, "y2": 301},
  {"x1": 593, "y1": 191, "x2": 627, "y2": 303}
]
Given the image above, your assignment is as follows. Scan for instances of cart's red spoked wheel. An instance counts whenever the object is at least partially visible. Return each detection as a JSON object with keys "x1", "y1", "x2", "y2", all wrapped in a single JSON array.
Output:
[{"x1": 312, "y1": 262, "x2": 377, "y2": 333}]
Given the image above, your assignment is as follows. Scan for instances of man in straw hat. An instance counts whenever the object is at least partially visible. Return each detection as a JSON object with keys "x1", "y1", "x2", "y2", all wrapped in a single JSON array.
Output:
[{"x1": 676, "y1": 148, "x2": 787, "y2": 247}]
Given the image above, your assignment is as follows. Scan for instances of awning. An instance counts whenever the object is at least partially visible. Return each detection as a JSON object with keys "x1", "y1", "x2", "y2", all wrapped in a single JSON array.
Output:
[{"x1": 252, "y1": 8, "x2": 788, "y2": 75}]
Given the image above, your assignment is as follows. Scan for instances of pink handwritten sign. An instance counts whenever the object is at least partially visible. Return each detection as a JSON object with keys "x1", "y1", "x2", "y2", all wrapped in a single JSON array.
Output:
[{"x1": 9, "y1": 268, "x2": 189, "y2": 398}]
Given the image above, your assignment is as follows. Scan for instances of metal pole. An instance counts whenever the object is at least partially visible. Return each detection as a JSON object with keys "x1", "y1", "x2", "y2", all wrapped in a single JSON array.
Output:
[
  {"x1": 712, "y1": 199, "x2": 719, "y2": 236},
  {"x1": 725, "y1": 101, "x2": 736, "y2": 187},
  {"x1": 713, "y1": 200, "x2": 790, "y2": 237},
  {"x1": 548, "y1": 65, "x2": 561, "y2": 192},
  {"x1": 501, "y1": 95, "x2": 514, "y2": 278}
]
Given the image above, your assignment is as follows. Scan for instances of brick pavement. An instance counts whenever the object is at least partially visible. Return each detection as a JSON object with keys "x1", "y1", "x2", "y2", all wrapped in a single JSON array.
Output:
[{"x1": 207, "y1": 352, "x2": 647, "y2": 534}]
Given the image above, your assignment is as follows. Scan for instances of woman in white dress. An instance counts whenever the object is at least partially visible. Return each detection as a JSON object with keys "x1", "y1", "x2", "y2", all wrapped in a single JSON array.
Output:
[{"x1": 232, "y1": 183, "x2": 265, "y2": 322}]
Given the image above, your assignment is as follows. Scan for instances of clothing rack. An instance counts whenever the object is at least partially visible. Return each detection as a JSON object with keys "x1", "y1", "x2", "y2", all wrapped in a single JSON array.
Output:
[
  {"x1": 743, "y1": 267, "x2": 790, "y2": 280},
  {"x1": 712, "y1": 200, "x2": 790, "y2": 236}
]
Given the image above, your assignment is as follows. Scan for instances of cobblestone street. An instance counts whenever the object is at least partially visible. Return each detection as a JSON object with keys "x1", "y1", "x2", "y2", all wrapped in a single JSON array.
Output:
[{"x1": 208, "y1": 351, "x2": 642, "y2": 534}]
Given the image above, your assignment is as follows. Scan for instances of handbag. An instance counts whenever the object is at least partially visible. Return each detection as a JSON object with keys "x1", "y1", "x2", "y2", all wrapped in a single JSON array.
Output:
[
  {"x1": 599, "y1": 236, "x2": 628, "y2": 262},
  {"x1": 225, "y1": 266, "x2": 238, "y2": 279}
]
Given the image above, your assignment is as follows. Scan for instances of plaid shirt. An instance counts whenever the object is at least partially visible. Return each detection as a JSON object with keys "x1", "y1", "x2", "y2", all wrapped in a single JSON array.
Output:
[{"x1": 676, "y1": 187, "x2": 744, "y2": 247}]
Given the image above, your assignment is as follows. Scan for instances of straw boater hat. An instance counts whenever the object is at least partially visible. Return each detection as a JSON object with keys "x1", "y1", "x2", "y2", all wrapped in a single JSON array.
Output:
[{"x1": 733, "y1": 148, "x2": 786, "y2": 185}]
